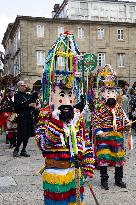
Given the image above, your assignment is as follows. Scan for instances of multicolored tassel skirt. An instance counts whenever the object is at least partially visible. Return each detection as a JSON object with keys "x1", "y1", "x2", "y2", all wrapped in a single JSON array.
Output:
[
  {"x1": 42, "y1": 168, "x2": 84, "y2": 205},
  {"x1": 96, "y1": 131, "x2": 125, "y2": 166}
]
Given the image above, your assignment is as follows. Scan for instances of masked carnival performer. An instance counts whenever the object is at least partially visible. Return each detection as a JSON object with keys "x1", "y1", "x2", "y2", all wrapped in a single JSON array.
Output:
[
  {"x1": 92, "y1": 65, "x2": 130, "y2": 190},
  {"x1": 35, "y1": 32, "x2": 95, "y2": 205}
]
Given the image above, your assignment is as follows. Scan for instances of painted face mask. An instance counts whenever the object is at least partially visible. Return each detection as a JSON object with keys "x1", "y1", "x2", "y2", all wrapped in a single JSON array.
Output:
[
  {"x1": 51, "y1": 85, "x2": 76, "y2": 121},
  {"x1": 102, "y1": 88, "x2": 117, "y2": 108}
]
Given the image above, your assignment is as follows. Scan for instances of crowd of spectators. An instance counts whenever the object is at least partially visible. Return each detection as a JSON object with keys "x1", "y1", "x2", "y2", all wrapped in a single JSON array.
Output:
[{"x1": 0, "y1": 81, "x2": 41, "y2": 157}]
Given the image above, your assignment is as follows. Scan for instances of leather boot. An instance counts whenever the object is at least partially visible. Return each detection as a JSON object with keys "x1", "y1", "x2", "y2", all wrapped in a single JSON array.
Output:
[
  {"x1": 115, "y1": 166, "x2": 126, "y2": 188},
  {"x1": 100, "y1": 166, "x2": 109, "y2": 190},
  {"x1": 6, "y1": 134, "x2": 9, "y2": 144},
  {"x1": 20, "y1": 150, "x2": 30, "y2": 157},
  {"x1": 13, "y1": 148, "x2": 19, "y2": 157}
]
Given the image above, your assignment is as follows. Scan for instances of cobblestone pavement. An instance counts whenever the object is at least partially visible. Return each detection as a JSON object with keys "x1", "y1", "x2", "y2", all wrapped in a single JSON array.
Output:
[{"x1": 0, "y1": 133, "x2": 136, "y2": 205}]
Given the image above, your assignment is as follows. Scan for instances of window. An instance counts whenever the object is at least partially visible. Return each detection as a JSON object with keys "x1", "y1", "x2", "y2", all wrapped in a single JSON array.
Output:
[
  {"x1": 119, "y1": 5, "x2": 125, "y2": 17},
  {"x1": 97, "y1": 28, "x2": 104, "y2": 40},
  {"x1": 93, "y1": 5, "x2": 97, "y2": 10},
  {"x1": 58, "y1": 56, "x2": 64, "y2": 66},
  {"x1": 15, "y1": 27, "x2": 20, "y2": 50},
  {"x1": 13, "y1": 56, "x2": 20, "y2": 76},
  {"x1": 129, "y1": 6, "x2": 135, "y2": 13},
  {"x1": 17, "y1": 27, "x2": 20, "y2": 42},
  {"x1": 36, "y1": 51, "x2": 45, "y2": 66},
  {"x1": 12, "y1": 36, "x2": 17, "y2": 53},
  {"x1": 117, "y1": 29, "x2": 123, "y2": 40},
  {"x1": 0, "y1": 60, "x2": 3, "y2": 72},
  {"x1": 117, "y1": 53, "x2": 125, "y2": 67},
  {"x1": 78, "y1": 27, "x2": 85, "y2": 39},
  {"x1": 79, "y1": 2, "x2": 88, "y2": 15},
  {"x1": 80, "y1": 2, "x2": 88, "y2": 10},
  {"x1": 97, "y1": 53, "x2": 105, "y2": 66},
  {"x1": 58, "y1": 26, "x2": 64, "y2": 36},
  {"x1": 36, "y1": 25, "x2": 44, "y2": 38}
]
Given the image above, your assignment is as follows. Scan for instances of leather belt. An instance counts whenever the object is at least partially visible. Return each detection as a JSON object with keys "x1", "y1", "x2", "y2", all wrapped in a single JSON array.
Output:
[{"x1": 45, "y1": 158, "x2": 71, "y2": 169}]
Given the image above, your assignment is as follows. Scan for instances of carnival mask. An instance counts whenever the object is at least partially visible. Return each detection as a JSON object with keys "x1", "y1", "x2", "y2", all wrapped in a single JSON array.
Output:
[
  {"x1": 102, "y1": 88, "x2": 117, "y2": 101},
  {"x1": 51, "y1": 86, "x2": 75, "y2": 109}
]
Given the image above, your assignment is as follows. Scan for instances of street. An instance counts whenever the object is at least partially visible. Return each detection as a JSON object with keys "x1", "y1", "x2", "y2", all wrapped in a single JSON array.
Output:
[{"x1": 0, "y1": 133, "x2": 136, "y2": 205}]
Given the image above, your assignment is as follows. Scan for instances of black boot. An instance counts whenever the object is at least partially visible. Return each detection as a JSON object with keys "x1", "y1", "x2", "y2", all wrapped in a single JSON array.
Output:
[
  {"x1": 6, "y1": 134, "x2": 9, "y2": 144},
  {"x1": 100, "y1": 166, "x2": 109, "y2": 190},
  {"x1": 115, "y1": 166, "x2": 126, "y2": 188},
  {"x1": 12, "y1": 131, "x2": 17, "y2": 147},
  {"x1": 13, "y1": 148, "x2": 20, "y2": 157},
  {"x1": 20, "y1": 150, "x2": 30, "y2": 157},
  {"x1": 9, "y1": 143, "x2": 14, "y2": 149},
  {"x1": 9, "y1": 135, "x2": 14, "y2": 149}
]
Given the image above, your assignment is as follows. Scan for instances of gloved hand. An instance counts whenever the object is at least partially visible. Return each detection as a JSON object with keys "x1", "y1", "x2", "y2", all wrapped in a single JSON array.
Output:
[
  {"x1": 83, "y1": 176, "x2": 91, "y2": 185},
  {"x1": 96, "y1": 130, "x2": 105, "y2": 137}
]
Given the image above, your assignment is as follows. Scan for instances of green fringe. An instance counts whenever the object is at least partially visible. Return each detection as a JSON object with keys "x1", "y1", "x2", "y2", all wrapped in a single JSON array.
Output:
[
  {"x1": 98, "y1": 154, "x2": 125, "y2": 162},
  {"x1": 97, "y1": 136, "x2": 123, "y2": 143},
  {"x1": 43, "y1": 178, "x2": 83, "y2": 193}
]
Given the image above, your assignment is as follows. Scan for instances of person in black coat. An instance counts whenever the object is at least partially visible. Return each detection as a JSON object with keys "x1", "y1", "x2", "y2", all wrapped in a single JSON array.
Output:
[{"x1": 13, "y1": 81, "x2": 36, "y2": 157}]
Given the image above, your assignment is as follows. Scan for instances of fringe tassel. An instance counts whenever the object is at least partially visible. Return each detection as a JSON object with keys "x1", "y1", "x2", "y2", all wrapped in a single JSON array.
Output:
[
  {"x1": 44, "y1": 195, "x2": 84, "y2": 205},
  {"x1": 43, "y1": 169, "x2": 81, "y2": 185},
  {"x1": 43, "y1": 178, "x2": 83, "y2": 193}
]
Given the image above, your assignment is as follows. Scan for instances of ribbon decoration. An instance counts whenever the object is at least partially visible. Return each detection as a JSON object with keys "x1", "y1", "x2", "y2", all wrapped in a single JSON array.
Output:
[
  {"x1": 70, "y1": 124, "x2": 78, "y2": 155},
  {"x1": 42, "y1": 32, "x2": 81, "y2": 104},
  {"x1": 111, "y1": 108, "x2": 117, "y2": 131},
  {"x1": 127, "y1": 129, "x2": 133, "y2": 150}
]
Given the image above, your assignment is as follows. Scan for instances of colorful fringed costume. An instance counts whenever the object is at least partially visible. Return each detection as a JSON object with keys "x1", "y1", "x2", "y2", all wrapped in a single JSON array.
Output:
[
  {"x1": 92, "y1": 64, "x2": 130, "y2": 190},
  {"x1": 36, "y1": 108, "x2": 95, "y2": 205},
  {"x1": 36, "y1": 31, "x2": 95, "y2": 203},
  {"x1": 93, "y1": 101, "x2": 129, "y2": 167}
]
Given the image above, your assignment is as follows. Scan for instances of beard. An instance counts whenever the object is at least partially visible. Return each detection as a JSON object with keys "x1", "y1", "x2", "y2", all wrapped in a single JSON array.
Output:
[
  {"x1": 106, "y1": 98, "x2": 116, "y2": 108},
  {"x1": 58, "y1": 105, "x2": 74, "y2": 123}
]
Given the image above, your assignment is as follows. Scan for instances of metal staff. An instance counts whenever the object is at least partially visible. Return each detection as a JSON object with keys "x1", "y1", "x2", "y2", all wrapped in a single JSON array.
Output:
[
  {"x1": 80, "y1": 166, "x2": 100, "y2": 205},
  {"x1": 76, "y1": 157, "x2": 100, "y2": 205}
]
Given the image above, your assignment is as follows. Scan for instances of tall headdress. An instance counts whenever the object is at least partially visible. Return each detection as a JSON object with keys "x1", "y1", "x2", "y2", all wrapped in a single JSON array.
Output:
[
  {"x1": 97, "y1": 64, "x2": 117, "y2": 88},
  {"x1": 42, "y1": 31, "x2": 81, "y2": 104},
  {"x1": 95, "y1": 64, "x2": 117, "y2": 101}
]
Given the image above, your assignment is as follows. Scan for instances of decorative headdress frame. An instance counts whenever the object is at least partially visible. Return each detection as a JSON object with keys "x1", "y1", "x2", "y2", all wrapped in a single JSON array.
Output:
[
  {"x1": 97, "y1": 64, "x2": 117, "y2": 90},
  {"x1": 42, "y1": 32, "x2": 81, "y2": 104}
]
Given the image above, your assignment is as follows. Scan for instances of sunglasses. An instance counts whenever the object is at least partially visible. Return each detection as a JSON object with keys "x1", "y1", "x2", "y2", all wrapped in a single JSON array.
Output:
[{"x1": 21, "y1": 85, "x2": 26, "y2": 87}]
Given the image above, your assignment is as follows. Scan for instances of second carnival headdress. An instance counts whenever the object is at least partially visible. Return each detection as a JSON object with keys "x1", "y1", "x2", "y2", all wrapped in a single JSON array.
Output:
[{"x1": 97, "y1": 64, "x2": 117, "y2": 91}]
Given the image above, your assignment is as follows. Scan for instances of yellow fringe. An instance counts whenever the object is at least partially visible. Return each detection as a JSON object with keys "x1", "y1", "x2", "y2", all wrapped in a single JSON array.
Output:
[
  {"x1": 50, "y1": 148, "x2": 69, "y2": 152},
  {"x1": 96, "y1": 149, "x2": 125, "y2": 158},
  {"x1": 68, "y1": 202, "x2": 84, "y2": 205},
  {"x1": 43, "y1": 169, "x2": 82, "y2": 185},
  {"x1": 82, "y1": 159, "x2": 95, "y2": 164},
  {"x1": 47, "y1": 129, "x2": 60, "y2": 140},
  {"x1": 49, "y1": 122, "x2": 63, "y2": 132},
  {"x1": 104, "y1": 131, "x2": 122, "y2": 137}
]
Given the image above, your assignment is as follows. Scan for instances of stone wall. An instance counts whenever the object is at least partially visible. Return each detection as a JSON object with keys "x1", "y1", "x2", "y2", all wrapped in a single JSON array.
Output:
[{"x1": 4, "y1": 18, "x2": 136, "y2": 87}]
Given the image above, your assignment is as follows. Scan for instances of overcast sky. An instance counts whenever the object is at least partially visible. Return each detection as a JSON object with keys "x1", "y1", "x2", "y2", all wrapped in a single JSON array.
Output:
[{"x1": 0, "y1": 0, "x2": 63, "y2": 51}]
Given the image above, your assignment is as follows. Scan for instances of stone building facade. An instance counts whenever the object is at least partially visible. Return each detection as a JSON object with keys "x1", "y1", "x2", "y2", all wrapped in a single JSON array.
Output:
[
  {"x1": 53, "y1": 0, "x2": 136, "y2": 23},
  {"x1": 2, "y1": 15, "x2": 136, "y2": 86}
]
